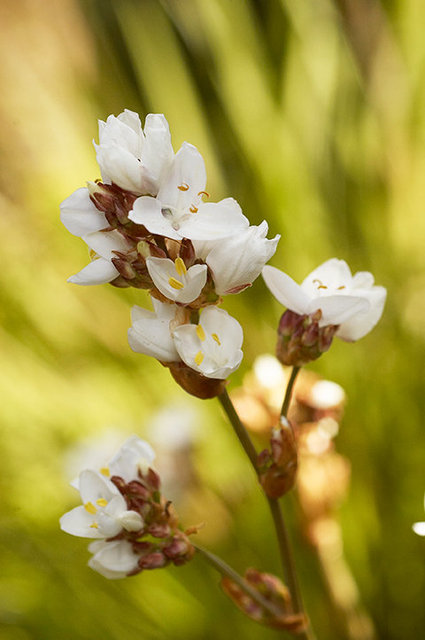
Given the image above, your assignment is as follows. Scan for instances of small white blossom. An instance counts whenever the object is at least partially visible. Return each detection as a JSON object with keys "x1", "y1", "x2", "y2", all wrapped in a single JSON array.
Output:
[
  {"x1": 107, "y1": 434, "x2": 156, "y2": 482},
  {"x1": 60, "y1": 187, "x2": 107, "y2": 237},
  {"x1": 95, "y1": 110, "x2": 174, "y2": 194},
  {"x1": 60, "y1": 470, "x2": 142, "y2": 539},
  {"x1": 128, "y1": 298, "x2": 180, "y2": 362},
  {"x1": 146, "y1": 256, "x2": 207, "y2": 304},
  {"x1": 88, "y1": 540, "x2": 140, "y2": 579},
  {"x1": 67, "y1": 229, "x2": 131, "y2": 286},
  {"x1": 194, "y1": 221, "x2": 280, "y2": 295},
  {"x1": 129, "y1": 142, "x2": 249, "y2": 240},
  {"x1": 262, "y1": 258, "x2": 386, "y2": 341},
  {"x1": 172, "y1": 306, "x2": 243, "y2": 379},
  {"x1": 413, "y1": 494, "x2": 425, "y2": 536}
]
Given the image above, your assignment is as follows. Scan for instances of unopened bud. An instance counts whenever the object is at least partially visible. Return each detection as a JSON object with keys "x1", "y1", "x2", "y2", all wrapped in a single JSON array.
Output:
[
  {"x1": 119, "y1": 510, "x2": 144, "y2": 532},
  {"x1": 276, "y1": 310, "x2": 338, "y2": 367},
  {"x1": 138, "y1": 551, "x2": 168, "y2": 570},
  {"x1": 147, "y1": 523, "x2": 170, "y2": 538},
  {"x1": 165, "y1": 362, "x2": 227, "y2": 399},
  {"x1": 259, "y1": 422, "x2": 298, "y2": 499}
]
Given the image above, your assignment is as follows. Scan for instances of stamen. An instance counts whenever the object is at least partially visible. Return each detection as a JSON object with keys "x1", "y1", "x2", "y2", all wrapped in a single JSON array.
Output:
[
  {"x1": 337, "y1": 285, "x2": 346, "y2": 290},
  {"x1": 178, "y1": 183, "x2": 189, "y2": 191},
  {"x1": 174, "y1": 257, "x2": 187, "y2": 276},
  {"x1": 313, "y1": 279, "x2": 327, "y2": 290},
  {"x1": 212, "y1": 333, "x2": 221, "y2": 345},
  {"x1": 100, "y1": 467, "x2": 110, "y2": 476},
  {"x1": 195, "y1": 351, "x2": 204, "y2": 365},
  {"x1": 90, "y1": 522, "x2": 99, "y2": 529},
  {"x1": 96, "y1": 498, "x2": 108, "y2": 507},
  {"x1": 189, "y1": 205, "x2": 198, "y2": 213},
  {"x1": 196, "y1": 324, "x2": 206, "y2": 341},
  {"x1": 197, "y1": 191, "x2": 210, "y2": 198},
  {"x1": 84, "y1": 502, "x2": 97, "y2": 515},
  {"x1": 169, "y1": 277, "x2": 184, "y2": 290}
]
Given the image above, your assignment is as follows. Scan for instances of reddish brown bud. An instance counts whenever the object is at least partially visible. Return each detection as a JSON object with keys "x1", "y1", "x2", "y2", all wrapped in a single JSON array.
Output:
[
  {"x1": 259, "y1": 421, "x2": 298, "y2": 499},
  {"x1": 138, "y1": 551, "x2": 168, "y2": 570},
  {"x1": 147, "y1": 523, "x2": 171, "y2": 538},
  {"x1": 276, "y1": 310, "x2": 338, "y2": 367},
  {"x1": 165, "y1": 362, "x2": 227, "y2": 399}
]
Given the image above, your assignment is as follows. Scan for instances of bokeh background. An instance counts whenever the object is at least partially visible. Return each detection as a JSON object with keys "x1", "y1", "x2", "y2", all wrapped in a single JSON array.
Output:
[{"x1": 0, "y1": 0, "x2": 424, "y2": 638}]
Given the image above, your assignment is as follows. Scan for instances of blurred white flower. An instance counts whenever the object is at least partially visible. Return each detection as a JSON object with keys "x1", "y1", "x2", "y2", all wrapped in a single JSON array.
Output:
[
  {"x1": 129, "y1": 142, "x2": 249, "y2": 240},
  {"x1": 413, "y1": 495, "x2": 425, "y2": 536},
  {"x1": 146, "y1": 256, "x2": 207, "y2": 304},
  {"x1": 88, "y1": 540, "x2": 140, "y2": 579},
  {"x1": 173, "y1": 306, "x2": 243, "y2": 379},
  {"x1": 60, "y1": 469, "x2": 143, "y2": 539},
  {"x1": 95, "y1": 110, "x2": 174, "y2": 194},
  {"x1": 194, "y1": 222, "x2": 280, "y2": 295},
  {"x1": 128, "y1": 298, "x2": 181, "y2": 362},
  {"x1": 262, "y1": 258, "x2": 386, "y2": 341}
]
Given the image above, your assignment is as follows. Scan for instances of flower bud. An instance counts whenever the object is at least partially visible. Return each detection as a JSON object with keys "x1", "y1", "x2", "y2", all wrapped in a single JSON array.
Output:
[
  {"x1": 259, "y1": 420, "x2": 298, "y2": 499},
  {"x1": 138, "y1": 551, "x2": 168, "y2": 570},
  {"x1": 166, "y1": 362, "x2": 227, "y2": 399},
  {"x1": 276, "y1": 310, "x2": 338, "y2": 367},
  {"x1": 119, "y1": 510, "x2": 144, "y2": 532}
]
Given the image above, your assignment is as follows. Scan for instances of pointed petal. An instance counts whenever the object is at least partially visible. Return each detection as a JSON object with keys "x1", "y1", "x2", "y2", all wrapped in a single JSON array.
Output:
[
  {"x1": 262, "y1": 266, "x2": 311, "y2": 315},
  {"x1": 68, "y1": 258, "x2": 119, "y2": 286},
  {"x1": 60, "y1": 188, "x2": 107, "y2": 237},
  {"x1": 158, "y1": 142, "x2": 206, "y2": 210},
  {"x1": 336, "y1": 286, "x2": 386, "y2": 341},
  {"x1": 141, "y1": 114, "x2": 174, "y2": 186},
  {"x1": 180, "y1": 198, "x2": 249, "y2": 240}
]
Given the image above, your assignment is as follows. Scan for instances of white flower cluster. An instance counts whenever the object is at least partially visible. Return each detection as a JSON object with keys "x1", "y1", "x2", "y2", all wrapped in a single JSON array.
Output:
[
  {"x1": 60, "y1": 436, "x2": 155, "y2": 579},
  {"x1": 61, "y1": 110, "x2": 280, "y2": 382}
]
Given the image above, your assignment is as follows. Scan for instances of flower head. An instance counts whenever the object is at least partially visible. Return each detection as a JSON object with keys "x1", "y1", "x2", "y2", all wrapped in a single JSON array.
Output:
[{"x1": 263, "y1": 259, "x2": 386, "y2": 341}]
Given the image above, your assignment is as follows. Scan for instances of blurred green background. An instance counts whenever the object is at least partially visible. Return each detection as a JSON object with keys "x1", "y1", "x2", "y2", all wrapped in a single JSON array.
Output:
[{"x1": 0, "y1": 0, "x2": 424, "y2": 638}]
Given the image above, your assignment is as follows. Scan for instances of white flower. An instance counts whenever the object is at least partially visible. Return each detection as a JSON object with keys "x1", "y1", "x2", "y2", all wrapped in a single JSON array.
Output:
[
  {"x1": 95, "y1": 110, "x2": 174, "y2": 194},
  {"x1": 106, "y1": 434, "x2": 156, "y2": 482},
  {"x1": 172, "y1": 306, "x2": 243, "y2": 379},
  {"x1": 67, "y1": 229, "x2": 131, "y2": 286},
  {"x1": 60, "y1": 470, "x2": 143, "y2": 539},
  {"x1": 88, "y1": 540, "x2": 139, "y2": 579},
  {"x1": 128, "y1": 142, "x2": 249, "y2": 240},
  {"x1": 146, "y1": 256, "x2": 207, "y2": 304},
  {"x1": 60, "y1": 187, "x2": 107, "y2": 237},
  {"x1": 262, "y1": 258, "x2": 386, "y2": 341},
  {"x1": 128, "y1": 298, "x2": 180, "y2": 362},
  {"x1": 193, "y1": 221, "x2": 280, "y2": 295}
]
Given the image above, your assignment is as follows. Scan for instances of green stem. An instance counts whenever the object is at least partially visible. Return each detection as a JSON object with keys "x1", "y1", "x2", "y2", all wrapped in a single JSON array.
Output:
[
  {"x1": 281, "y1": 366, "x2": 300, "y2": 419},
  {"x1": 193, "y1": 543, "x2": 283, "y2": 619}
]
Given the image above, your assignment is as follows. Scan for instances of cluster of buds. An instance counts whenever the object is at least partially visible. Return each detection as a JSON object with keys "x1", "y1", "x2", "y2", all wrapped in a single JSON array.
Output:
[
  {"x1": 60, "y1": 436, "x2": 196, "y2": 579},
  {"x1": 257, "y1": 418, "x2": 298, "y2": 498},
  {"x1": 61, "y1": 109, "x2": 280, "y2": 397},
  {"x1": 221, "y1": 568, "x2": 307, "y2": 632},
  {"x1": 276, "y1": 309, "x2": 338, "y2": 367}
]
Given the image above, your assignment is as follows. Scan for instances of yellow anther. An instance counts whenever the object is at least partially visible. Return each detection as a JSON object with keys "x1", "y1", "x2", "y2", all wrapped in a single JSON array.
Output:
[
  {"x1": 196, "y1": 324, "x2": 206, "y2": 341},
  {"x1": 169, "y1": 277, "x2": 184, "y2": 290},
  {"x1": 89, "y1": 249, "x2": 98, "y2": 260},
  {"x1": 174, "y1": 257, "x2": 187, "y2": 276},
  {"x1": 212, "y1": 333, "x2": 221, "y2": 345},
  {"x1": 84, "y1": 502, "x2": 97, "y2": 515},
  {"x1": 189, "y1": 205, "x2": 198, "y2": 213},
  {"x1": 195, "y1": 351, "x2": 204, "y2": 365},
  {"x1": 178, "y1": 183, "x2": 189, "y2": 191},
  {"x1": 100, "y1": 467, "x2": 110, "y2": 476},
  {"x1": 313, "y1": 278, "x2": 327, "y2": 290},
  {"x1": 96, "y1": 498, "x2": 108, "y2": 507},
  {"x1": 197, "y1": 190, "x2": 210, "y2": 198},
  {"x1": 90, "y1": 522, "x2": 99, "y2": 529},
  {"x1": 337, "y1": 285, "x2": 346, "y2": 290}
]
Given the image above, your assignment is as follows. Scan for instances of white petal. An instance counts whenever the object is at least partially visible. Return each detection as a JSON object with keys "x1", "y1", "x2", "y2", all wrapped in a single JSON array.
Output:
[
  {"x1": 412, "y1": 522, "x2": 425, "y2": 536},
  {"x1": 128, "y1": 305, "x2": 179, "y2": 362},
  {"x1": 302, "y1": 259, "x2": 352, "y2": 296},
  {"x1": 146, "y1": 257, "x2": 207, "y2": 304},
  {"x1": 336, "y1": 286, "x2": 386, "y2": 341},
  {"x1": 60, "y1": 188, "x2": 107, "y2": 237},
  {"x1": 308, "y1": 295, "x2": 370, "y2": 326},
  {"x1": 180, "y1": 198, "x2": 249, "y2": 241},
  {"x1": 129, "y1": 196, "x2": 181, "y2": 240},
  {"x1": 200, "y1": 307, "x2": 243, "y2": 351},
  {"x1": 262, "y1": 266, "x2": 311, "y2": 315},
  {"x1": 84, "y1": 229, "x2": 130, "y2": 259},
  {"x1": 141, "y1": 114, "x2": 174, "y2": 187},
  {"x1": 206, "y1": 224, "x2": 280, "y2": 295},
  {"x1": 109, "y1": 435, "x2": 156, "y2": 482},
  {"x1": 96, "y1": 143, "x2": 151, "y2": 193},
  {"x1": 60, "y1": 505, "x2": 102, "y2": 539},
  {"x1": 158, "y1": 142, "x2": 206, "y2": 210},
  {"x1": 89, "y1": 540, "x2": 139, "y2": 578},
  {"x1": 78, "y1": 470, "x2": 119, "y2": 504},
  {"x1": 68, "y1": 258, "x2": 119, "y2": 286},
  {"x1": 119, "y1": 510, "x2": 144, "y2": 532},
  {"x1": 175, "y1": 264, "x2": 207, "y2": 304}
]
